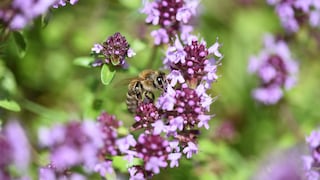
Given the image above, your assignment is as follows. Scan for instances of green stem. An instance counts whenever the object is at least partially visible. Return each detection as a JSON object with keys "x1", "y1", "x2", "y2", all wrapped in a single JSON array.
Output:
[{"x1": 147, "y1": 45, "x2": 158, "y2": 69}]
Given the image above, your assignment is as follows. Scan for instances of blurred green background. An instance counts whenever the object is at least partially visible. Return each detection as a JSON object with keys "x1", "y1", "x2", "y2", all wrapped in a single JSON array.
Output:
[{"x1": 1, "y1": 0, "x2": 320, "y2": 179}]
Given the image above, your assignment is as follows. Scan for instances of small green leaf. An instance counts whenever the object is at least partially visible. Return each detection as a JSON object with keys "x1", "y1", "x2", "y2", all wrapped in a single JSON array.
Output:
[
  {"x1": 101, "y1": 64, "x2": 116, "y2": 85},
  {"x1": 119, "y1": 0, "x2": 140, "y2": 9},
  {"x1": 112, "y1": 156, "x2": 128, "y2": 173},
  {"x1": 112, "y1": 156, "x2": 141, "y2": 173},
  {"x1": 0, "y1": 99, "x2": 21, "y2": 112},
  {"x1": 117, "y1": 126, "x2": 129, "y2": 136},
  {"x1": 105, "y1": 171, "x2": 117, "y2": 180},
  {"x1": 73, "y1": 56, "x2": 94, "y2": 67},
  {"x1": 12, "y1": 31, "x2": 27, "y2": 57}
]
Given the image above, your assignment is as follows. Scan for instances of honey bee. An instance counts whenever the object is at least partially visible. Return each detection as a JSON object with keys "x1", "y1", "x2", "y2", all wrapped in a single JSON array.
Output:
[{"x1": 126, "y1": 70, "x2": 167, "y2": 113}]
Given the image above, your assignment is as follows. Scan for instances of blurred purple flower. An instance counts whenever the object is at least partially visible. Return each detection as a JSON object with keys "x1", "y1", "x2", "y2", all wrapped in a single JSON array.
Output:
[
  {"x1": 135, "y1": 133, "x2": 171, "y2": 174},
  {"x1": 39, "y1": 166, "x2": 56, "y2": 180},
  {"x1": 97, "y1": 112, "x2": 122, "y2": 156},
  {"x1": 0, "y1": 121, "x2": 31, "y2": 179},
  {"x1": 248, "y1": 34, "x2": 298, "y2": 105},
  {"x1": 267, "y1": 0, "x2": 320, "y2": 32},
  {"x1": 38, "y1": 120, "x2": 103, "y2": 172},
  {"x1": 4, "y1": 121, "x2": 31, "y2": 170},
  {"x1": 94, "y1": 160, "x2": 114, "y2": 177},
  {"x1": 53, "y1": 0, "x2": 79, "y2": 8},
  {"x1": 39, "y1": 164, "x2": 86, "y2": 180},
  {"x1": 252, "y1": 146, "x2": 305, "y2": 180},
  {"x1": 141, "y1": 0, "x2": 200, "y2": 45},
  {"x1": 303, "y1": 129, "x2": 320, "y2": 180},
  {"x1": 0, "y1": 0, "x2": 56, "y2": 30}
]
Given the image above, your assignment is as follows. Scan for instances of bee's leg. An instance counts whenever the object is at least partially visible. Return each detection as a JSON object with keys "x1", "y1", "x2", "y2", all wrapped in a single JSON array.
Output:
[{"x1": 143, "y1": 91, "x2": 155, "y2": 103}]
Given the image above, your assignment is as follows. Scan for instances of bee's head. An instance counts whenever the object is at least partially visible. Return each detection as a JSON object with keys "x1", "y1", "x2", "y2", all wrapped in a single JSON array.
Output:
[{"x1": 154, "y1": 71, "x2": 167, "y2": 91}]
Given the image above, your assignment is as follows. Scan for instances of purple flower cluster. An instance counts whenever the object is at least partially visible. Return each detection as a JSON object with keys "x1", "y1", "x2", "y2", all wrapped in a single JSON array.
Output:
[
  {"x1": 132, "y1": 102, "x2": 160, "y2": 132},
  {"x1": 0, "y1": 121, "x2": 31, "y2": 180},
  {"x1": 123, "y1": 34, "x2": 222, "y2": 179},
  {"x1": 38, "y1": 120, "x2": 104, "y2": 177},
  {"x1": 141, "y1": 0, "x2": 199, "y2": 45},
  {"x1": 0, "y1": 0, "x2": 56, "y2": 30},
  {"x1": 248, "y1": 34, "x2": 298, "y2": 105},
  {"x1": 53, "y1": 0, "x2": 79, "y2": 8},
  {"x1": 267, "y1": 0, "x2": 320, "y2": 32},
  {"x1": 91, "y1": 32, "x2": 136, "y2": 68},
  {"x1": 97, "y1": 112, "x2": 122, "y2": 156},
  {"x1": 164, "y1": 36, "x2": 222, "y2": 88},
  {"x1": 303, "y1": 129, "x2": 320, "y2": 180}
]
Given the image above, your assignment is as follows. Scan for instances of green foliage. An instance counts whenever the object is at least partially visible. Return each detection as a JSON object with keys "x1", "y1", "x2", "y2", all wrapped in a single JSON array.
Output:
[
  {"x1": 73, "y1": 56, "x2": 94, "y2": 67},
  {"x1": 0, "y1": 99, "x2": 20, "y2": 112},
  {"x1": 12, "y1": 31, "x2": 27, "y2": 58}
]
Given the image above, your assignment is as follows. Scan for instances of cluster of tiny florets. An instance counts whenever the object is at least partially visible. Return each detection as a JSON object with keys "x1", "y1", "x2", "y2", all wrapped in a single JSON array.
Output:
[
  {"x1": 91, "y1": 32, "x2": 136, "y2": 67},
  {"x1": 132, "y1": 102, "x2": 160, "y2": 132},
  {"x1": 164, "y1": 36, "x2": 222, "y2": 88}
]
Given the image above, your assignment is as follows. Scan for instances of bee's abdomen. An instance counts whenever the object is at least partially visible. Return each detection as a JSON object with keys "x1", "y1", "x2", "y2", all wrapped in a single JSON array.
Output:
[{"x1": 126, "y1": 90, "x2": 139, "y2": 113}]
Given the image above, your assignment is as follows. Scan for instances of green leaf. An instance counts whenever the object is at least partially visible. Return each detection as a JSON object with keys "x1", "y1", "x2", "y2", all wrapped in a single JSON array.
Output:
[
  {"x1": 119, "y1": 0, "x2": 140, "y2": 9},
  {"x1": 101, "y1": 64, "x2": 116, "y2": 85},
  {"x1": 73, "y1": 56, "x2": 94, "y2": 67},
  {"x1": 117, "y1": 126, "x2": 129, "y2": 136},
  {"x1": 0, "y1": 99, "x2": 21, "y2": 112},
  {"x1": 112, "y1": 156, "x2": 129, "y2": 173},
  {"x1": 12, "y1": 31, "x2": 27, "y2": 58},
  {"x1": 105, "y1": 171, "x2": 117, "y2": 180},
  {"x1": 42, "y1": 10, "x2": 53, "y2": 28},
  {"x1": 112, "y1": 156, "x2": 141, "y2": 173}
]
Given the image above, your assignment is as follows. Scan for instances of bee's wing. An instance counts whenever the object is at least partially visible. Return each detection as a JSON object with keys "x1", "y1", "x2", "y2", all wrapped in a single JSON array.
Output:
[{"x1": 112, "y1": 77, "x2": 136, "y2": 88}]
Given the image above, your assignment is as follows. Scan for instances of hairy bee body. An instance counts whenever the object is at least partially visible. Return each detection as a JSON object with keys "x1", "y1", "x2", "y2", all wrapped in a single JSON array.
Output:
[{"x1": 126, "y1": 70, "x2": 167, "y2": 113}]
